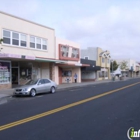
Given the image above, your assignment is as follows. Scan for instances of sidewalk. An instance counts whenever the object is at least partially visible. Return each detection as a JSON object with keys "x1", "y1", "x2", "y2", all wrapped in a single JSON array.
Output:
[{"x1": 0, "y1": 77, "x2": 139, "y2": 100}]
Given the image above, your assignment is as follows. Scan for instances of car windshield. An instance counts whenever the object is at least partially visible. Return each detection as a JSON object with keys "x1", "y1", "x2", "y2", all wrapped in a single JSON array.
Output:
[{"x1": 26, "y1": 80, "x2": 38, "y2": 85}]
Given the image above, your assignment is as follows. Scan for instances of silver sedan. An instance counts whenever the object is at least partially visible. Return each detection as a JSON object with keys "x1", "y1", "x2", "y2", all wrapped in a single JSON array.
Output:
[{"x1": 13, "y1": 79, "x2": 57, "y2": 97}]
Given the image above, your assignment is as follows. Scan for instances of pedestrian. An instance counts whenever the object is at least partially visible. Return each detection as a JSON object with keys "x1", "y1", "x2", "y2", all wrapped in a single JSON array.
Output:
[{"x1": 74, "y1": 73, "x2": 77, "y2": 83}]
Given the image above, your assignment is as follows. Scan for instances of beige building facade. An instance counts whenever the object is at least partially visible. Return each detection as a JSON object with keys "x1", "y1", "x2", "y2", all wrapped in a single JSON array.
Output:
[{"x1": 0, "y1": 11, "x2": 58, "y2": 89}]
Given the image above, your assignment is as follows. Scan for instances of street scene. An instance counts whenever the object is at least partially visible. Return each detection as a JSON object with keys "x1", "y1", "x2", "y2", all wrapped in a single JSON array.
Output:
[{"x1": 0, "y1": 0, "x2": 140, "y2": 140}]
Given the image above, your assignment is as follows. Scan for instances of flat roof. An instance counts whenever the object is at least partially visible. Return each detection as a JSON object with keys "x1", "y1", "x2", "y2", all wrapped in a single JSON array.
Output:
[{"x1": 0, "y1": 11, "x2": 54, "y2": 30}]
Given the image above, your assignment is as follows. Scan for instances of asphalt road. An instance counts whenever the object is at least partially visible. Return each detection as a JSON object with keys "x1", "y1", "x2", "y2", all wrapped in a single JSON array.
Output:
[{"x1": 0, "y1": 78, "x2": 140, "y2": 140}]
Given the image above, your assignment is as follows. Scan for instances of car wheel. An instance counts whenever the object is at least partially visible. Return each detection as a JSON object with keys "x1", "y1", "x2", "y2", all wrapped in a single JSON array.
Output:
[
  {"x1": 50, "y1": 86, "x2": 55, "y2": 93},
  {"x1": 30, "y1": 89, "x2": 36, "y2": 97}
]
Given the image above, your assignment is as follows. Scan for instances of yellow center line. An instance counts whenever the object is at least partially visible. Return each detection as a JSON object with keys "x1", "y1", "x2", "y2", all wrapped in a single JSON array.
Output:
[{"x1": 0, "y1": 82, "x2": 140, "y2": 131}]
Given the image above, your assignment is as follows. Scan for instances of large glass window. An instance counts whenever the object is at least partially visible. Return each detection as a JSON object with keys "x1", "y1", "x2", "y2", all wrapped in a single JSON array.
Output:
[
  {"x1": 62, "y1": 70, "x2": 72, "y2": 77},
  {"x1": 36, "y1": 38, "x2": 41, "y2": 49},
  {"x1": 12, "y1": 32, "x2": 19, "y2": 45},
  {"x1": 20, "y1": 34, "x2": 27, "y2": 47},
  {"x1": 3, "y1": 30, "x2": 10, "y2": 44},
  {"x1": 30, "y1": 36, "x2": 35, "y2": 48},
  {"x1": 0, "y1": 61, "x2": 11, "y2": 84}
]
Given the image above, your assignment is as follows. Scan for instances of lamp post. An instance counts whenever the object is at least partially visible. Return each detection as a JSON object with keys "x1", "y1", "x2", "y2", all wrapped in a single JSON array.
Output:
[
  {"x1": 111, "y1": 59, "x2": 114, "y2": 81},
  {"x1": 111, "y1": 59, "x2": 114, "y2": 73}
]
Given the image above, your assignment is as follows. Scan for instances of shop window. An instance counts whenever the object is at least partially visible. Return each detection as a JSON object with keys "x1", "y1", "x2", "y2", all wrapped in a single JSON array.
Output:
[
  {"x1": 42, "y1": 39, "x2": 47, "y2": 50},
  {"x1": 62, "y1": 70, "x2": 72, "y2": 77},
  {"x1": 72, "y1": 48, "x2": 79, "y2": 58},
  {"x1": 0, "y1": 61, "x2": 11, "y2": 84},
  {"x1": 61, "y1": 46, "x2": 69, "y2": 57},
  {"x1": 12, "y1": 32, "x2": 19, "y2": 46},
  {"x1": 3, "y1": 30, "x2": 10, "y2": 44},
  {"x1": 36, "y1": 38, "x2": 41, "y2": 49},
  {"x1": 20, "y1": 34, "x2": 27, "y2": 47},
  {"x1": 20, "y1": 68, "x2": 32, "y2": 80},
  {"x1": 30, "y1": 36, "x2": 35, "y2": 48}
]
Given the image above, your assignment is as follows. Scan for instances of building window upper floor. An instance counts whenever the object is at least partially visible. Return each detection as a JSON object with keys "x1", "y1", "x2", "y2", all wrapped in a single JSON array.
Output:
[
  {"x1": 30, "y1": 36, "x2": 47, "y2": 50},
  {"x1": 71, "y1": 48, "x2": 79, "y2": 58},
  {"x1": 61, "y1": 45, "x2": 69, "y2": 57},
  {"x1": 2, "y1": 29, "x2": 47, "y2": 51},
  {"x1": 59, "y1": 44, "x2": 80, "y2": 61},
  {"x1": 102, "y1": 57, "x2": 105, "y2": 63}
]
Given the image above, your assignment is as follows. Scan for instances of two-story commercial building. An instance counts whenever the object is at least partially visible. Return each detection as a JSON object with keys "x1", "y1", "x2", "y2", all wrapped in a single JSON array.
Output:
[
  {"x1": 81, "y1": 47, "x2": 111, "y2": 81},
  {"x1": 0, "y1": 11, "x2": 61, "y2": 89}
]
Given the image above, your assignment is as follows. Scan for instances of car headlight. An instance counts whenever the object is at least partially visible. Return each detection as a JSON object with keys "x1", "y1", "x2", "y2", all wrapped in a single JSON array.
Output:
[{"x1": 22, "y1": 88, "x2": 28, "y2": 91}]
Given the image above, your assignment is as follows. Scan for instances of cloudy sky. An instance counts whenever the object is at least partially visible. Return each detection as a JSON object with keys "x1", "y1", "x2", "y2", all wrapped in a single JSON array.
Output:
[{"x1": 0, "y1": 0, "x2": 140, "y2": 61}]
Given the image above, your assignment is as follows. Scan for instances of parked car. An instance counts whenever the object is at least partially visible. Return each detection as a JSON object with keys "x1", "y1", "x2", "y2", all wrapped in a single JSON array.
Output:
[{"x1": 13, "y1": 78, "x2": 57, "y2": 97}]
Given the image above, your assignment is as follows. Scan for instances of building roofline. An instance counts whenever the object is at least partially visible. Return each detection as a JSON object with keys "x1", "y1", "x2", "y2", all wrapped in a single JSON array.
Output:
[{"x1": 0, "y1": 11, "x2": 54, "y2": 31}]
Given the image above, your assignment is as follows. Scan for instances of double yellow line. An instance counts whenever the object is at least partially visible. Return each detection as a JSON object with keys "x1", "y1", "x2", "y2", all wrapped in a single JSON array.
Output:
[{"x1": 0, "y1": 81, "x2": 140, "y2": 131}]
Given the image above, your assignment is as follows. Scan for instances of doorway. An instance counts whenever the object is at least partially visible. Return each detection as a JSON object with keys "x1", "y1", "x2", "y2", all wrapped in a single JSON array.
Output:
[{"x1": 12, "y1": 68, "x2": 19, "y2": 85}]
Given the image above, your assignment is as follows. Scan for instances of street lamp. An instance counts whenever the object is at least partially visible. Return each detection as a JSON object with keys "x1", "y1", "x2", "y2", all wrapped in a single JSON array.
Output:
[
  {"x1": 111, "y1": 59, "x2": 114, "y2": 81},
  {"x1": 111, "y1": 59, "x2": 114, "y2": 73}
]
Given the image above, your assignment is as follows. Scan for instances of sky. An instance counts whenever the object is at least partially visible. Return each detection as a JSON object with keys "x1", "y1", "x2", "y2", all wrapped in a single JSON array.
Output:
[{"x1": 0, "y1": 0, "x2": 140, "y2": 61}]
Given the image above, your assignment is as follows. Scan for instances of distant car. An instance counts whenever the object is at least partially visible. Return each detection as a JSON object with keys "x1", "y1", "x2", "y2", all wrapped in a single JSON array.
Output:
[{"x1": 13, "y1": 79, "x2": 57, "y2": 97}]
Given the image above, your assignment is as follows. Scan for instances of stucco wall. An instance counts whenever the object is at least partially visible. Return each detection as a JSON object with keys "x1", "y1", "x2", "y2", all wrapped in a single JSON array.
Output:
[
  {"x1": 0, "y1": 12, "x2": 55, "y2": 59},
  {"x1": 55, "y1": 37, "x2": 80, "y2": 63},
  {"x1": 81, "y1": 47, "x2": 97, "y2": 61}
]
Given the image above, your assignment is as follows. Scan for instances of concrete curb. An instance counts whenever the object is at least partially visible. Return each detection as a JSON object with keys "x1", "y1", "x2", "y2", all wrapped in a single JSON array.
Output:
[{"x1": 0, "y1": 77, "x2": 139, "y2": 104}]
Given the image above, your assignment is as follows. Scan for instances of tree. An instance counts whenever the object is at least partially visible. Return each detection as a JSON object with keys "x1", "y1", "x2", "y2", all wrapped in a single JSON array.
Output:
[
  {"x1": 110, "y1": 60, "x2": 119, "y2": 72},
  {"x1": 0, "y1": 38, "x2": 3, "y2": 44},
  {"x1": 119, "y1": 60, "x2": 129, "y2": 71}
]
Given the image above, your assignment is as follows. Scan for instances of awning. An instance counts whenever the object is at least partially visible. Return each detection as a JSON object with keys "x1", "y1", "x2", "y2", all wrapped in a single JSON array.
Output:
[
  {"x1": 35, "y1": 57, "x2": 67, "y2": 63},
  {"x1": 56, "y1": 63, "x2": 90, "y2": 67}
]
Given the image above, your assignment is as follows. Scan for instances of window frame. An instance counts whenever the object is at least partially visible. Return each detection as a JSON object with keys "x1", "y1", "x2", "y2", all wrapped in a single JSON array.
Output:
[
  {"x1": 3, "y1": 30, "x2": 11, "y2": 45},
  {"x1": 30, "y1": 35, "x2": 48, "y2": 50},
  {"x1": 61, "y1": 46, "x2": 69, "y2": 57},
  {"x1": 2, "y1": 29, "x2": 27, "y2": 48}
]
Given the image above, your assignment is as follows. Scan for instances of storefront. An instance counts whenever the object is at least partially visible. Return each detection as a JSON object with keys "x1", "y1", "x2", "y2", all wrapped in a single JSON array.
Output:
[{"x1": 0, "y1": 60, "x2": 11, "y2": 89}]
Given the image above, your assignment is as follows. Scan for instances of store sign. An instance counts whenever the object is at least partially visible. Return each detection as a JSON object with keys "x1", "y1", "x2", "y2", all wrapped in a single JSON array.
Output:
[
  {"x1": 0, "y1": 53, "x2": 21, "y2": 58},
  {"x1": 0, "y1": 53, "x2": 35, "y2": 60}
]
